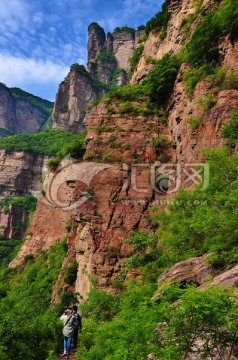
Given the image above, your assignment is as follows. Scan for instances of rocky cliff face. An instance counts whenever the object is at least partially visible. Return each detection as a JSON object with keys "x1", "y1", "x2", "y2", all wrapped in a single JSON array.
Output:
[
  {"x1": 0, "y1": 205, "x2": 29, "y2": 239},
  {"x1": 131, "y1": 0, "x2": 220, "y2": 83},
  {"x1": 0, "y1": 84, "x2": 53, "y2": 136},
  {"x1": 0, "y1": 150, "x2": 48, "y2": 238},
  {"x1": 87, "y1": 23, "x2": 144, "y2": 82},
  {"x1": 0, "y1": 86, "x2": 15, "y2": 135},
  {"x1": 52, "y1": 70, "x2": 100, "y2": 134},
  {"x1": 8, "y1": 0, "x2": 238, "y2": 304},
  {"x1": 0, "y1": 150, "x2": 47, "y2": 200},
  {"x1": 52, "y1": 24, "x2": 144, "y2": 133}
]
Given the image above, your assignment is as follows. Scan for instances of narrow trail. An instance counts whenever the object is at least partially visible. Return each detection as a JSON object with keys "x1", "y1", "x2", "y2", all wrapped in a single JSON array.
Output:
[
  {"x1": 58, "y1": 353, "x2": 76, "y2": 360},
  {"x1": 58, "y1": 346, "x2": 77, "y2": 360}
]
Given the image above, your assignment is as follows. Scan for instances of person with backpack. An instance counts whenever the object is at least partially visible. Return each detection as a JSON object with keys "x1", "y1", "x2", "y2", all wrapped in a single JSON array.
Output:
[
  {"x1": 72, "y1": 305, "x2": 82, "y2": 351},
  {"x1": 60, "y1": 308, "x2": 75, "y2": 358}
]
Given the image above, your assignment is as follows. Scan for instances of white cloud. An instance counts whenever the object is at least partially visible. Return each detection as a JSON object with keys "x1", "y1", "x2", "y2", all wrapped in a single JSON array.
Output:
[
  {"x1": 0, "y1": 0, "x2": 30, "y2": 30},
  {"x1": 0, "y1": 54, "x2": 69, "y2": 86}
]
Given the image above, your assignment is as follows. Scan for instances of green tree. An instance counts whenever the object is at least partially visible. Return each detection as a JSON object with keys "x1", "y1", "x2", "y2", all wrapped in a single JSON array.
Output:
[
  {"x1": 156, "y1": 286, "x2": 238, "y2": 359},
  {"x1": 143, "y1": 54, "x2": 181, "y2": 104}
]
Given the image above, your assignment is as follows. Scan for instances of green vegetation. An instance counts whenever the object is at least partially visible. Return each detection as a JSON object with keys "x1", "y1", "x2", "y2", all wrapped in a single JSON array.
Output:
[
  {"x1": 113, "y1": 26, "x2": 135, "y2": 35},
  {"x1": 0, "y1": 129, "x2": 81, "y2": 156},
  {"x1": 72, "y1": 147, "x2": 238, "y2": 359},
  {"x1": 48, "y1": 129, "x2": 86, "y2": 170},
  {"x1": 0, "y1": 241, "x2": 67, "y2": 359},
  {"x1": 145, "y1": 0, "x2": 170, "y2": 36},
  {"x1": 198, "y1": 93, "x2": 217, "y2": 110},
  {"x1": 76, "y1": 284, "x2": 238, "y2": 360},
  {"x1": 88, "y1": 22, "x2": 104, "y2": 31},
  {"x1": 137, "y1": 25, "x2": 145, "y2": 31},
  {"x1": 188, "y1": 116, "x2": 202, "y2": 132},
  {"x1": 152, "y1": 135, "x2": 169, "y2": 147},
  {"x1": 0, "y1": 195, "x2": 37, "y2": 239},
  {"x1": 183, "y1": 0, "x2": 238, "y2": 97},
  {"x1": 1, "y1": 195, "x2": 37, "y2": 215},
  {"x1": 221, "y1": 110, "x2": 238, "y2": 145},
  {"x1": 0, "y1": 2, "x2": 238, "y2": 358},
  {"x1": 150, "y1": 147, "x2": 238, "y2": 266},
  {"x1": 143, "y1": 54, "x2": 181, "y2": 103},
  {"x1": 70, "y1": 63, "x2": 91, "y2": 79},
  {"x1": 61, "y1": 260, "x2": 78, "y2": 285},
  {"x1": 137, "y1": 34, "x2": 148, "y2": 44},
  {"x1": 97, "y1": 48, "x2": 116, "y2": 63},
  {"x1": 105, "y1": 53, "x2": 180, "y2": 107},
  {"x1": 129, "y1": 45, "x2": 144, "y2": 75},
  {"x1": 0, "y1": 238, "x2": 22, "y2": 265},
  {"x1": 110, "y1": 68, "x2": 126, "y2": 86},
  {"x1": 186, "y1": 10, "x2": 221, "y2": 66},
  {"x1": 41, "y1": 114, "x2": 53, "y2": 130},
  {"x1": 104, "y1": 83, "x2": 145, "y2": 102}
]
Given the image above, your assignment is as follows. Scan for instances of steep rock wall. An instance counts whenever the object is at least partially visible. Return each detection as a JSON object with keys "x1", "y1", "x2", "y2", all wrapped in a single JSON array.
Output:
[
  {"x1": 0, "y1": 150, "x2": 47, "y2": 199},
  {"x1": 0, "y1": 84, "x2": 53, "y2": 136},
  {"x1": 167, "y1": 35, "x2": 238, "y2": 166},
  {"x1": 12, "y1": 40, "x2": 238, "y2": 299},
  {"x1": 9, "y1": 0, "x2": 238, "y2": 301},
  {"x1": 0, "y1": 205, "x2": 29, "y2": 239},
  {"x1": 52, "y1": 71, "x2": 100, "y2": 134},
  {"x1": 131, "y1": 0, "x2": 218, "y2": 83},
  {"x1": 52, "y1": 25, "x2": 144, "y2": 133},
  {"x1": 0, "y1": 150, "x2": 48, "y2": 239},
  {"x1": 0, "y1": 86, "x2": 15, "y2": 135},
  {"x1": 87, "y1": 23, "x2": 106, "y2": 64}
]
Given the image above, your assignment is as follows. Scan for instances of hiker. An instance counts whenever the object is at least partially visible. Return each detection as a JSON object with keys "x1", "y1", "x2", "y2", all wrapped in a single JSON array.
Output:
[
  {"x1": 60, "y1": 308, "x2": 75, "y2": 358},
  {"x1": 72, "y1": 305, "x2": 82, "y2": 351}
]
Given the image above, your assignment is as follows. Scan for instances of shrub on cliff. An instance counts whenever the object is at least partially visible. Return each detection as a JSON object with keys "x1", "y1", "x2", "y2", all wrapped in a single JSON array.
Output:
[
  {"x1": 0, "y1": 129, "x2": 80, "y2": 156},
  {"x1": 104, "y1": 83, "x2": 145, "y2": 102},
  {"x1": 220, "y1": 110, "x2": 238, "y2": 145},
  {"x1": 186, "y1": 0, "x2": 238, "y2": 68},
  {"x1": 129, "y1": 45, "x2": 144, "y2": 75},
  {"x1": 143, "y1": 54, "x2": 181, "y2": 104},
  {"x1": 1, "y1": 195, "x2": 37, "y2": 215},
  {"x1": 145, "y1": 0, "x2": 170, "y2": 36},
  {"x1": 70, "y1": 63, "x2": 91, "y2": 79},
  {"x1": 97, "y1": 48, "x2": 116, "y2": 63},
  {"x1": 186, "y1": 10, "x2": 221, "y2": 66},
  {"x1": 113, "y1": 26, "x2": 135, "y2": 35},
  {"x1": 48, "y1": 129, "x2": 86, "y2": 170},
  {"x1": 155, "y1": 286, "x2": 238, "y2": 359}
]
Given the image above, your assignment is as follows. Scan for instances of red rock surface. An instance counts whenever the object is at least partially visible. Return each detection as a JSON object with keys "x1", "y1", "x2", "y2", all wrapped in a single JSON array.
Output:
[{"x1": 8, "y1": 0, "x2": 238, "y2": 301}]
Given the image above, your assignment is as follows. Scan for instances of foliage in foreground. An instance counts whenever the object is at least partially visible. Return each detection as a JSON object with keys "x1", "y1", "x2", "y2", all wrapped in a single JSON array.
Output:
[
  {"x1": 0, "y1": 241, "x2": 67, "y2": 360},
  {"x1": 76, "y1": 283, "x2": 238, "y2": 360}
]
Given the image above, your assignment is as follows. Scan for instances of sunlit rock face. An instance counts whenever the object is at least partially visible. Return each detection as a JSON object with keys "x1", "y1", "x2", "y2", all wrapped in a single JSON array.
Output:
[
  {"x1": 0, "y1": 84, "x2": 52, "y2": 137},
  {"x1": 52, "y1": 23, "x2": 144, "y2": 134}
]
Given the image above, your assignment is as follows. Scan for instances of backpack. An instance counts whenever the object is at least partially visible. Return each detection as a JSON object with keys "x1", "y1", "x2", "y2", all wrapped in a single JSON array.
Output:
[{"x1": 73, "y1": 313, "x2": 81, "y2": 330}]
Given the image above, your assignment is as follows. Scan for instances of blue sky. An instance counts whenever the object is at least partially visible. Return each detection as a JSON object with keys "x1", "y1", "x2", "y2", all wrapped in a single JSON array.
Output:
[{"x1": 0, "y1": 0, "x2": 163, "y2": 101}]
